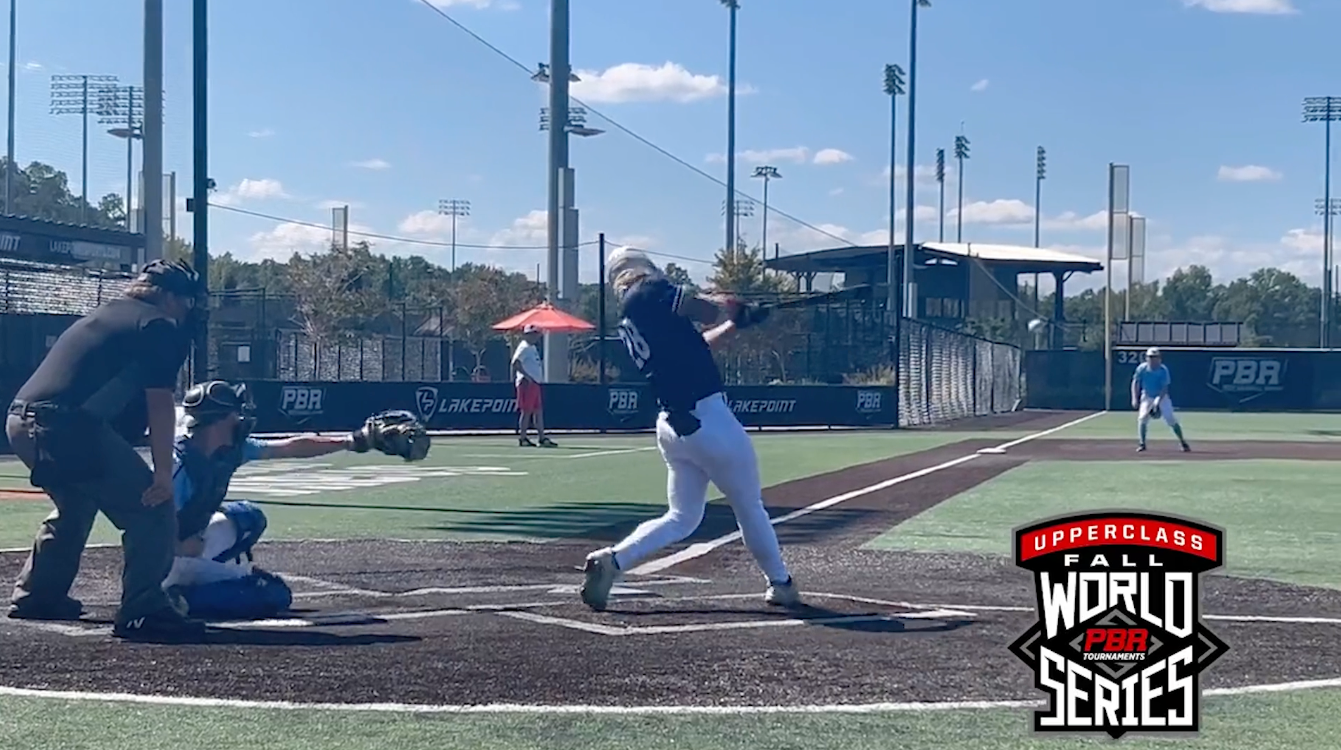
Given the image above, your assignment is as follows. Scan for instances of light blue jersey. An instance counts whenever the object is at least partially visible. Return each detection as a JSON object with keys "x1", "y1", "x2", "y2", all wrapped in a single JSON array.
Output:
[
  {"x1": 1133, "y1": 362, "x2": 1171, "y2": 399},
  {"x1": 173, "y1": 437, "x2": 268, "y2": 511}
]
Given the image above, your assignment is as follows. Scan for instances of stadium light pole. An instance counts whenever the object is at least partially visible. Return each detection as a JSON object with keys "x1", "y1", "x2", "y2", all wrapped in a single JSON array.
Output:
[
  {"x1": 954, "y1": 133, "x2": 970, "y2": 242},
  {"x1": 1034, "y1": 145, "x2": 1046, "y2": 313},
  {"x1": 1319, "y1": 197, "x2": 1341, "y2": 346},
  {"x1": 5, "y1": 0, "x2": 16, "y2": 212},
  {"x1": 50, "y1": 74, "x2": 118, "y2": 224},
  {"x1": 884, "y1": 64, "x2": 905, "y2": 323},
  {"x1": 438, "y1": 198, "x2": 470, "y2": 272},
  {"x1": 722, "y1": 198, "x2": 754, "y2": 249},
  {"x1": 190, "y1": 0, "x2": 209, "y2": 381},
  {"x1": 142, "y1": 0, "x2": 164, "y2": 263},
  {"x1": 935, "y1": 147, "x2": 945, "y2": 242},
  {"x1": 751, "y1": 165, "x2": 779, "y2": 274},
  {"x1": 98, "y1": 84, "x2": 143, "y2": 230},
  {"x1": 1305, "y1": 97, "x2": 1340, "y2": 348},
  {"x1": 721, "y1": 0, "x2": 740, "y2": 259},
  {"x1": 902, "y1": 0, "x2": 931, "y2": 319}
]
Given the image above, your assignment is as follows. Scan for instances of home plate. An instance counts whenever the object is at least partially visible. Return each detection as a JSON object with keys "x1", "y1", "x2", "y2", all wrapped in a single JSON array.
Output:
[
  {"x1": 977, "y1": 447, "x2": 1007, "y2": 455},
  {"x1": 547, "y1": 584, "x2": 658, "y2": 598}
]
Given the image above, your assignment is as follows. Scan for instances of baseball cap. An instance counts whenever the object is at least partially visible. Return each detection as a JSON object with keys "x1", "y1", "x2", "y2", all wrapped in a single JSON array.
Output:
[
  {"x1": 522, "y1": 323, "x2": 540, "y2": 334},
  {"x1": 1146, "y1": 347, "x2": 1162, "y2": 358}
]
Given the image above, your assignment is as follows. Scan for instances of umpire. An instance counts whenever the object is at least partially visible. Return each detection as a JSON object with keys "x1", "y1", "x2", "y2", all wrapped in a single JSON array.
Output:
[{"x1": 5, "y1": 259, "x2": 207, "y2": 641}]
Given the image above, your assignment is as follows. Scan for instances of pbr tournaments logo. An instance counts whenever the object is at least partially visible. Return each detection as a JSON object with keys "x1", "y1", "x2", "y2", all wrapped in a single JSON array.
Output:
[{"x1": 1008, "y1": 511, "x2": 1228, "y2": 739}]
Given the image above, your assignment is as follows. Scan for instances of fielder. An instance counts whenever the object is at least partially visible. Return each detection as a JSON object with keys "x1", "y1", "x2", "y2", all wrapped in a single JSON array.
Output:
[
  {"x1": 164, "y1": 380, "x2": 430, "y2": 620},
  {"x1": 1131, "y1": 347, "x2": 1191, "y2": 453},
  {"x1": 579, "y1": 247, "x2": 799, "y2": 611}
]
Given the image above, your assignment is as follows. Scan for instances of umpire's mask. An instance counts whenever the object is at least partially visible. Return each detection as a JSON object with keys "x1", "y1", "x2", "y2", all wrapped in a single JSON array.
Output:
[{"x1": 182, "y1": 380, "x2": 256, "y2": 440}]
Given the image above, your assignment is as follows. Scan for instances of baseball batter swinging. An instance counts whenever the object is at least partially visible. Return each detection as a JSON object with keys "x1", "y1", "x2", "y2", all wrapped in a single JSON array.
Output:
[
  {"x1": 579, "y1": 247, "x2": 798, "y2": 611},
  {"x1": 1131, "y1": 347, "x2": 1191, "y2": 453},
  {"x1": 165, "y1": 380, "x2": 430, "y2": 620}
]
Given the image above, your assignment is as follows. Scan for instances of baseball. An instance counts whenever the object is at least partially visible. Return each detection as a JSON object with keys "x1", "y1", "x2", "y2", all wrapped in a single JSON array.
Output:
[{"x1": 1028, "y1": 318, "x2": 1045, "y2": 333}]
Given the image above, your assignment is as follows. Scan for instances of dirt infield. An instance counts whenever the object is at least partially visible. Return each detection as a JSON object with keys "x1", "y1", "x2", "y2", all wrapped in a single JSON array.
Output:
[{"x1": 1, "y1": 432, "x2": 1339, "y2": 707}]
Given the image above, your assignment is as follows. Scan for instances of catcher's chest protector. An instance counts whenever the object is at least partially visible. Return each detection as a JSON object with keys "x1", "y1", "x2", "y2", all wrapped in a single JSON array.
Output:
[{"x1": 175, "y1": 437, "x2": 246, "y2": 540}]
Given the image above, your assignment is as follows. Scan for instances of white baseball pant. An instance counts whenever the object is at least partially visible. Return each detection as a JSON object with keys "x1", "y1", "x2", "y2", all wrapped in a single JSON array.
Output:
[
  {"x1": 1138, "y1": 394, "x2": 1179, "y2": 427},
  {"x1": 161, "y1": 513, "x2": 252, "y2": 590},
  {"x1": 610, "y1": 392, "x2": 791, "y2": 584}
]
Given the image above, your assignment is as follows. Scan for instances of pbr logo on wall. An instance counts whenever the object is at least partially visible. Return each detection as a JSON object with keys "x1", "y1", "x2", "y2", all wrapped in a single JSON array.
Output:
[
  {"x1": 1008, "y1": 511, "x2": 1228, "y2": 739},
  {"x1": 1207, "y1": 357, "x2": 1286, "y2": 405}
]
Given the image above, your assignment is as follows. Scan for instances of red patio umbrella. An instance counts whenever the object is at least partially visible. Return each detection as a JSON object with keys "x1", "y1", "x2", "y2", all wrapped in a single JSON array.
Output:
[{"x1": 492, "y1": 302, "x2": 595, "y2": 333}]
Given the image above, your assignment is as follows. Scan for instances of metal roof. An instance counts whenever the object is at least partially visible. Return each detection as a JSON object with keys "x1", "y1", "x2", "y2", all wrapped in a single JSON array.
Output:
[{"x1": 763, "y1": 241, "x2": 1103, "y2": 274}]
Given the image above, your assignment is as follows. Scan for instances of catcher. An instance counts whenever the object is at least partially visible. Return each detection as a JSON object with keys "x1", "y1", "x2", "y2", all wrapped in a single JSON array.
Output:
[{"x1": 163, "y1": 379, "x2": 429, "y2": 620}]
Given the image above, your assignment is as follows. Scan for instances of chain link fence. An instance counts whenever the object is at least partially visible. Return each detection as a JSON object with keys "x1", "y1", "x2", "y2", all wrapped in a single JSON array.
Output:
[{"x1": 898, "y1": 318, "x2": 1022, "y2": 427}]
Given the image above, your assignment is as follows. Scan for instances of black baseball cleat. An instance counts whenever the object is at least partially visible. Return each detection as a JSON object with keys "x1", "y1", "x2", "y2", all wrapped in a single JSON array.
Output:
[
  {"x1": 7, "y1": 596, "x2": 84, "y2": 622},
  {"x1": 519, "y1": 437, "x2": 536, "y2": 447},
  {"x1": 1137, "y1": 444, "x2": 1147, "y2": 452},
  {"x1": 1181, "y1": 442, "x2": 1191, "y2": 452},
  {"x1": 539, "y1": 437, "x2": 557, "y2": 447},
  {"x1": 112, "y1": 607, "x2": 207, "y2": 642}
]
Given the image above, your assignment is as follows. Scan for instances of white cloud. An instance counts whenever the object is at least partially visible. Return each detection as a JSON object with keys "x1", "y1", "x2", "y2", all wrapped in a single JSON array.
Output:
[
  {"x1": 350, "y1": 158, "x2": 391, "y2": 170},
  {"x1": 707, "y1": 147, "x2": 810, "y2": 165},
  {"x1": 829, "y1": 187, "x2": 845, "y2": 196},
  {"x1": 1217, "y1": 164, "x2": 1282, "y2": 182},
  {"x1": 1182, "y1": 0, "x2": 1296, "y2": 14},
  {"x1": 246, "y1": 221, "x2": 371, "y2": 262},
  {"x1": 23, "y1": 62, "x2": 42, "y2": 71},
  {"x1": 420, "y1": 0, "x2": 497, "y2": 8},
  {"x1": 879, "y1": 163, "x2": 948, "y2": 185},
  {"x1": 970, "y1": 79, "x2": 990, "y2": 92},
  {"x1": 1281, "y1": 227, "x2": 1322, "y2": 252},
  {"x1": 948, "y1": 199, "x2": 1034, "y2": 226},
  {"x1": 490, "y1": 210, "x2": 548, "y2": 247},
  {"x1": 210, "y1": 178, "x2": 289, "y2": 207},
  {"x1": 1043, "y1": 210, "x2": 1108, "y2": 231},
  {"x1": 398, "y1": 209, "x2": 469, "y2": 236},
  {"x1": 248, "y1": 128, "x2": 275, "y2": 138},
  {"x1": 813, "y1": 148, "x2": 854, "y2": 165},
  {"x1": 570, "y1": 62, "x2": 744, "y2": 104}
]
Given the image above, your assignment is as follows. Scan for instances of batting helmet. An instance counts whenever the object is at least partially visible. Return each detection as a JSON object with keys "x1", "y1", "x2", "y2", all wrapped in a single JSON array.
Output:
[{"x1": 605, "y1": 246, "x2": 660, "y2": 288}]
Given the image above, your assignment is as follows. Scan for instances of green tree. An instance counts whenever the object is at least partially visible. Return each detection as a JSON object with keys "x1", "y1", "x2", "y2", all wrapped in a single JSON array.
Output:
[
  {"x1": 663, "y1": 262, "x2": 696, "y2": 290},
  {"x1": 447, "y1": 264, "x2": 544, "y2": 370},
  {"x1": 0, "y1": 159, "x2": 122, "y2": 228},
  {"x1": 285, "y1": 241, "x2": 389, "y2": 341},
  {"x1": 1161, "y1": 265, "x2": 1219, "y2": 322}
]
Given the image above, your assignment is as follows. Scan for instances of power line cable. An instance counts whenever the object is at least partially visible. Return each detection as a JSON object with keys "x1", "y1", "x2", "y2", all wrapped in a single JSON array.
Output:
[{"x1": 413, "y1": 0, "x2": 858, "y2": 250}]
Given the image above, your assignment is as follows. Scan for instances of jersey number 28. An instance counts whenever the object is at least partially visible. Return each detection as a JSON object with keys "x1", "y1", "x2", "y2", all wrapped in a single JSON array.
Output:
[{"x1": 617, "y1": 320, "x2": 651, "y2": 369}]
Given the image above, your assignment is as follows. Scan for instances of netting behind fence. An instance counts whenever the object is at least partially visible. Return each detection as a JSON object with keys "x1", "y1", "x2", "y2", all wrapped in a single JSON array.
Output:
[
  {"x1": 898, "y1": 318, "x2": 1022, "y2": 427},
  {"x1": 0, "y1": 260, "x2": 132, "y2": 315}
]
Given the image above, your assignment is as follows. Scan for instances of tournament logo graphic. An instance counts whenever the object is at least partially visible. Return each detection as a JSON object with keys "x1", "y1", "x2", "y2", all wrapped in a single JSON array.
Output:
[
  {"x1": 415, "y1": 386, "x2": 440, "y2": 423},
  {"x1": 1207, "y1": 357, "x2": 1285, "y2": 405},
  {"x1": 1009, "y1": 511, "x2": 1228, "y2": 739}
]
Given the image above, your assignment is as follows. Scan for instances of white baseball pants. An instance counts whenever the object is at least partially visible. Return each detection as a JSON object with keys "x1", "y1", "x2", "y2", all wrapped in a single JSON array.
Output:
[
  {"x1": 611, "y1": 393, "x2": 791, "y2": 584},
  {"x1": 161, "y1": 512, "x2": 252, "y2": 590},
  {"x1": 1138, "y1": 394, "x2": 1179, "y2": 427}
]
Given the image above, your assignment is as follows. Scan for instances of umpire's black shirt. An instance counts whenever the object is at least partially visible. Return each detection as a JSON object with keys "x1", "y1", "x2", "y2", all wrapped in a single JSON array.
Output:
[{"x1": 17, "y1": 297, "x2": 190, "y2": 442}]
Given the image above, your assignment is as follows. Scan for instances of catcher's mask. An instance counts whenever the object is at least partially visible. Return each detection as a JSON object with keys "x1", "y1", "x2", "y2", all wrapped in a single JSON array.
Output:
[{"x1": 182, "y1": 380, "x2": 256, "y2": 436}]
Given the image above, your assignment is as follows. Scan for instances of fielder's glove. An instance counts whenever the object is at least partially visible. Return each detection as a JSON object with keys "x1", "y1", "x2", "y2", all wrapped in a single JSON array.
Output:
[
  {"x1": 729, "y1": 301, "x2": 771, "y2": 330},
  {"x1": 351, "y1": 410, "x2": 431, "y2": 461}
]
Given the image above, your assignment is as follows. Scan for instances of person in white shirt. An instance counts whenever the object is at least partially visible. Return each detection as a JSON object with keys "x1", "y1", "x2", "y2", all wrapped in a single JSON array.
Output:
[{"x1": 511, "y1": 324, "x2": 555, "y2": 447}]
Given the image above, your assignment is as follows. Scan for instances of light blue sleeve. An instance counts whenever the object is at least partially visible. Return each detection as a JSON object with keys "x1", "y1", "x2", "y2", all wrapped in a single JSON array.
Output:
[
  {"x1": 172, "y1": 455, "x2": 192, "y2": 511},
  {"x1": 1132, "y1": 363, "x2": 1146, "y2": 381},
  {"x1": 240, "y1": 437, "x2": 268, "y2": 465}
]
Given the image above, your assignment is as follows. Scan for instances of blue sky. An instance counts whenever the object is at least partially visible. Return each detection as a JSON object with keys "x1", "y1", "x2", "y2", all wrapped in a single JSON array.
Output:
[{"x1": 6, "y1": 0, "x2": 1338, "y2": 292}]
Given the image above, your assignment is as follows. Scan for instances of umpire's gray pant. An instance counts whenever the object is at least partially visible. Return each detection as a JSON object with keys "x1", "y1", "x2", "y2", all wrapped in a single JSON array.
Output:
[{"x1": 6, "y1": 413, "x2": 176, "y2": 621}]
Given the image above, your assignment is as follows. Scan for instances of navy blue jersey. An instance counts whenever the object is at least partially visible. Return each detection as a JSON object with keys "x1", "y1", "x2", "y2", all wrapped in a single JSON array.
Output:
[{"x1": 616, "y1": 277, "x2": 724, "y2": 413}]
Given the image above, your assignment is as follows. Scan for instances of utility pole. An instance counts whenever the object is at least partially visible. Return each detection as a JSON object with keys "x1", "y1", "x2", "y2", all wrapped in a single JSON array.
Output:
[
  {"x1": 721, "y1": 0, "x2": 740, "y2": 260},
  {"x1": 1034, "y1": 145, "x2": 1046, "y2": 313},
  {"x1": 5, "y1": 0, "x2": 16, "y2": 212},
  {"x1": 954, "y1": 133, "x2": 970, "y2": 243},
  {"x1": 902, "y1": 0, "x2": 931, "y2": 319},
  {"x1": 438, "y1": 198, "x2": 470, "y2": 271},
  {"x1": 190, "y1": 0, "x2": 209, "y2": 381},
  {"x1": 752, "y1": 165, "x2": 779, "y2": 278},
  {"x1": 97, "y1": 84, "x2": 143, "y2": 230},
  {"x1": 883, "y1": 64, "x2": 905, "y2": 324},
  {"x1": 50, "y1": 74, "x2": 118, "y2": 224},
  {"x1": 1305, "y1": 97, "x2": 1340, "y2": 348},
  {"x1": 935, "y1": 148, "x2": 945, "y2": 242},
  {"x1": 142, "y1": 0, "x2": 164, "y2": 261},
  {"x1": 1319, "y1": 197, "x2": 1341, "y2": 348}
]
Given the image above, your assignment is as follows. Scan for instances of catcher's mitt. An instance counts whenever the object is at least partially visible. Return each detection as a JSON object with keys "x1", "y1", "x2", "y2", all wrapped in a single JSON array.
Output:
[{"x1": 351, "y1": 410, "x2": 431, "y2": 461}]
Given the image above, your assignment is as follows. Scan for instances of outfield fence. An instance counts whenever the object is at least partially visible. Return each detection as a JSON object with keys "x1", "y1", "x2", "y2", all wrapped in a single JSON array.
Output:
[{"x1": 898, "y1": 318, "x2": 1022, "y2": 427}]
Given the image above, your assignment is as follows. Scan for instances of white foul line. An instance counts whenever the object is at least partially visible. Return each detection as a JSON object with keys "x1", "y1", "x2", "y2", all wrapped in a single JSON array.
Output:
[
  {"x1": 627, "y1": 411, "x2": 1106, "y2": 576},
  {"x1": 2, "y1": 676, "x2": 1340, "y2": 714}
]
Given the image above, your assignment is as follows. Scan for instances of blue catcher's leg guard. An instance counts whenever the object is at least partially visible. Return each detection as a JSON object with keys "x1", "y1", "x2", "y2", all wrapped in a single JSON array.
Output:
[
  {"x1": 178, "y1": 569, "x2": 293, "y2": 621},
  {"x1": 213, "y1": 501, "x2": 268, "y2": 564}
]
